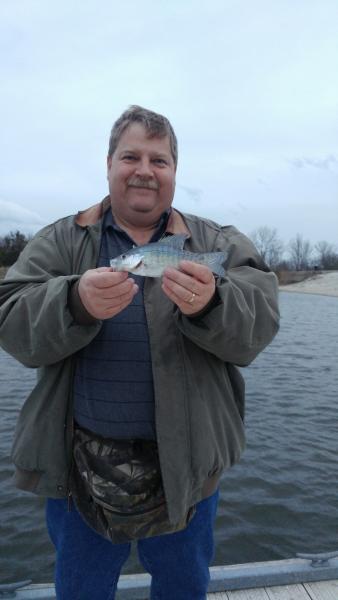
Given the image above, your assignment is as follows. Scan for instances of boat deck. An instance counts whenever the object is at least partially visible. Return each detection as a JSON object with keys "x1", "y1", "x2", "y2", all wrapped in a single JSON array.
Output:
[{"x1": 207, "y1": 579, "x2": 338, "y2": 599}]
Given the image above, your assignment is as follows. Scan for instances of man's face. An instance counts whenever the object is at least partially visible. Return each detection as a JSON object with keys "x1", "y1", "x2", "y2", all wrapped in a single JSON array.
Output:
[{"x1": 107, "y1": 123, "x2": 176, "y2": 228}]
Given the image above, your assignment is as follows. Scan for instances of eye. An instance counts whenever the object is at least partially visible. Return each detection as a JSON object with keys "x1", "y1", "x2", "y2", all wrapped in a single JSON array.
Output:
[
  {"x1": 121, "y1": 254, "x2": 127, "y2": 259},
  {"x1": 153, "y1": 158, "x2": 167, "y2": 165},
  {"x1": 122, "y1": 154, "x2": 137, "y2": 161}
]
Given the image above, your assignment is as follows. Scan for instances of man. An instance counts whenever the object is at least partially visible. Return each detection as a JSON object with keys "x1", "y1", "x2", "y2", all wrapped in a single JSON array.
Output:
[{"x1": 0, "y1": 106, "x2": 279, "y2": 600}]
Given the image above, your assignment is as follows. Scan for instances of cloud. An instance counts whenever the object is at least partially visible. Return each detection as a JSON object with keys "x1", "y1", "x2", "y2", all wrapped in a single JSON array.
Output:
[
  {"x1": 288, "y1": 154, "x2": 338, "y2": 170},
  {"x1": 257, "y1": 178, "x2": 270, "y2": 188},
  {"x1": 0, "y1": 199, "x2": 46, "y2": 235},
  {"x1": 176, "y1": 184, "x2": 203, "y2": 204}
]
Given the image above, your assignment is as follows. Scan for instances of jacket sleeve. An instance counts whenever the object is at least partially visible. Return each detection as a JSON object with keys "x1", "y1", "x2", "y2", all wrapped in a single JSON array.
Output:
[
  {"x1": 0, "y1": 226, "x2": 101, "y2": 368},
  {"x1": 173, "y1": 227, "x2": 280, "y2": 366}
]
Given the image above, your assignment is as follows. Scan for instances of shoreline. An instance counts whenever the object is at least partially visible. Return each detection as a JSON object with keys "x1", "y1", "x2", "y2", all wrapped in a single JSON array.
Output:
[
  {"x1": 279, "y1": 288, "x2": 338, "y2": 298},
  {"x1": 1, "y1": 267, "x2": 338, "y2": 298},
  {"x1": 279, "y1": 271, "x2": 338, "y2": 298}
]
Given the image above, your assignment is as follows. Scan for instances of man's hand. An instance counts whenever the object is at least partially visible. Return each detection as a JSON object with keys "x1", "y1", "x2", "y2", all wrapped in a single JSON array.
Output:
[
  {"x1": 162, "y1": 261, "x2": 216, "y2": 316},
  {"x1": 78, "y1": 267, "x2": 139, "y2": 320}
]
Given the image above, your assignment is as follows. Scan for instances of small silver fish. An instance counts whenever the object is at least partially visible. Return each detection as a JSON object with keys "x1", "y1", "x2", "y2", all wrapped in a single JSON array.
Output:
[{"x1": 110, "y1": 234, "x2": 227, "y2": 278}]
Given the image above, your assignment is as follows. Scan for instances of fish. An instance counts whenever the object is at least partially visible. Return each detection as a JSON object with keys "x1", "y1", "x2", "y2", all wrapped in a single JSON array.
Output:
[{"x1": 110, "y1": 234, "x2": 227, "y2": 278}]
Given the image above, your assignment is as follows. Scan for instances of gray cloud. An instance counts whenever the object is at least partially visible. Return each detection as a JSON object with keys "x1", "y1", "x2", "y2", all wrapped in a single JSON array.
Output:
[
  {"x1": 177, "y1": 184, "x2": 203, "y2": 204},
  {"x1": 257, "y1": 178, "x2": 270, "y2": 188},
  {"x1": 1, "y1": 0, "x2": 338, "y2": 245},
  {"x1": 0, "y1": 199, "x2": 46, "y2": 235},
  {"x1": 288, "y1": 155, "x2": 338, "y2": 170}
]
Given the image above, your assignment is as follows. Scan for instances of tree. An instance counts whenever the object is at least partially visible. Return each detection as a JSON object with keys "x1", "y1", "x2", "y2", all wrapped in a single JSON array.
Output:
[
  {"x1": 0, "y1": 231, "x2": 29, "y2": 266},
  {"x1": 314, "y1": 241, "x2": 338, "y2": 270},
  {"x1": 288, "y1": 234, "x2": 313, "y2": 270},
  {"x1": 249, "y1": 226, "x2": 284, "y2": 269}
]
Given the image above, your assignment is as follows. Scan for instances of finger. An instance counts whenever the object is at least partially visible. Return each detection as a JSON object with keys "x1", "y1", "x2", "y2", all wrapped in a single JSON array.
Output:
[
  {"x1": 162, "y1": 282, "x2": 189, "y2": 305},
  {"x1": 162, "y1": 282, "x2": 201, "y2": 312},
  {"x1": 97, "y1": 284, "x2": 139, "y2": 316},
  {"x1": 162, "y1": 276, "x2": 199, "y2": 304},
  {"x1": 178, "y1": 260, "x2": 214, "y2": 284},
  {"x1": 162, "y1": 267, "x2": 200, "y2": 294},
  {"x1": 98, "y1": 279, "x2": 137, "y2": 300},
  {"x1": 91, "y1": 270, "x2": 130, "y2": 289},
  {"x1": 104, "y1": 285, "x2": 138, "y2": 309},
  {"x1": 162, "y1": 281, "x2": 214, "y2": 315},
  {"x1": 95, "y1": 267, "x2": 114, "y2": 273}
]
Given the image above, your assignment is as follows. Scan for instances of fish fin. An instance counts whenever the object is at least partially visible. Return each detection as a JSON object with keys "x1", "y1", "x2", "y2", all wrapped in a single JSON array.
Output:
[
  {"x1": 203, "y1": 251, "x2": 228, "y2": 278},
  {"x1": 159, "y1": 234, "x2": 188, "y2": 249}
]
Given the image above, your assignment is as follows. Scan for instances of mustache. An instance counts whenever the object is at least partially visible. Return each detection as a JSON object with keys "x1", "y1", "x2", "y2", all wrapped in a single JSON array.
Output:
[{"x1": 127, "y1": 177, "x2": 159, "y2": 190}]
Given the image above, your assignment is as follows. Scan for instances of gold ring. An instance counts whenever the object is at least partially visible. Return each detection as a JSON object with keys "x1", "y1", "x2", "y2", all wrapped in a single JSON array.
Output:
[{"x1": 188, "y1": 292, "x2": 196, "y2": 304}]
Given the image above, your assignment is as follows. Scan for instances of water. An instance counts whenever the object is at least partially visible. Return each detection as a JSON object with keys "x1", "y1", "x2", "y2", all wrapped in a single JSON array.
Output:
[{"x1": 0, "y1": 292, "x2": 338, "y2": 584}]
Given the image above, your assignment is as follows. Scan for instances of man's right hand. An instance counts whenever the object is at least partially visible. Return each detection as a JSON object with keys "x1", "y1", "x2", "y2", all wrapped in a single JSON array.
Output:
[{"x1": 78, "y1": 267, "x2": 139, "y2": 320}]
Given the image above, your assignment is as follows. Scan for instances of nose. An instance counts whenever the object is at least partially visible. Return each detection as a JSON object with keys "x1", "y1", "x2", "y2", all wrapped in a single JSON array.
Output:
[{"x1": 135, "y1": 158, "x2": 154, "y2": 178}]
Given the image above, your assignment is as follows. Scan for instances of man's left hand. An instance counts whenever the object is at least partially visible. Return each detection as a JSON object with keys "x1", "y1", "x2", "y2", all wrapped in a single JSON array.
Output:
[{"x1": 162, "y1": 261, "x2": 216, "y2": 316}]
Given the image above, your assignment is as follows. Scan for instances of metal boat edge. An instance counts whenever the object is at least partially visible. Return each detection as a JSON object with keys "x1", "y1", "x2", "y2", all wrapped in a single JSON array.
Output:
[{"x1": 1, "y1": 552, "x2": 338, "y2": 599}]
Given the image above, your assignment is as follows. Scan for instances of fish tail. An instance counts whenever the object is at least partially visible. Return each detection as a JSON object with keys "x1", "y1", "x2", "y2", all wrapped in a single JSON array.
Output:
[{"x1": 203, "y1": 252, "x2": 227, "y2": 277}]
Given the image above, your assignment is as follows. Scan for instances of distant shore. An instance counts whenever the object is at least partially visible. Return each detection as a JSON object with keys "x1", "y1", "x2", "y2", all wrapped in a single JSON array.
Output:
[{"x1": 279, "y1": 271, "x2": 338, "y2": 298}]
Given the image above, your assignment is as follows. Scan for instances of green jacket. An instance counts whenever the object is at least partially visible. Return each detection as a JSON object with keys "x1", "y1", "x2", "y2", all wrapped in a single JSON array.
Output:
[{"x1": 0, "y1": 197, "x2": 279, "y2": 524}]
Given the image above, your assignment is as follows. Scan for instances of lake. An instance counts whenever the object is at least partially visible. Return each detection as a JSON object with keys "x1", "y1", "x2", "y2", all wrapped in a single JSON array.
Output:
[{"x1": 0, "y1": 291, "x2": 337, "y2": 584}]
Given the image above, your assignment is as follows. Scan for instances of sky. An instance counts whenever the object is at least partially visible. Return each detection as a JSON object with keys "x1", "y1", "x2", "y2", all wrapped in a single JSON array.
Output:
[{"x1": 1, "y1": 0, "x2": 337, "y2": 248}]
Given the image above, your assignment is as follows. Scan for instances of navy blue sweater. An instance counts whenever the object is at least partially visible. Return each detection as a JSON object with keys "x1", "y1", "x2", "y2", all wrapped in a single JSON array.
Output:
[{"x1": 73, "y1": 209, "x2": 169, "y2": 440}]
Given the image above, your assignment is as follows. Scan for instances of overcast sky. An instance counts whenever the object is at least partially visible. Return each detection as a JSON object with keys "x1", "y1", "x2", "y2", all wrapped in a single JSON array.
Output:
[{"x1": 1, "y1": 0, "x2": 337, "y2": 247}]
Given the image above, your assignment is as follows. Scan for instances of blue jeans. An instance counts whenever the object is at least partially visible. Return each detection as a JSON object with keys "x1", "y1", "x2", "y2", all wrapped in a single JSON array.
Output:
[{"x1": 46, "y1": 490, "x2": 219, "y2": 600}]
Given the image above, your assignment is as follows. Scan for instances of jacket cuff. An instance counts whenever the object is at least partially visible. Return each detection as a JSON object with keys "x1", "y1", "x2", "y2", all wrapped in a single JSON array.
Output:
[{"x1": 68, "y1": 279, "x2": 99, "y2": 325}]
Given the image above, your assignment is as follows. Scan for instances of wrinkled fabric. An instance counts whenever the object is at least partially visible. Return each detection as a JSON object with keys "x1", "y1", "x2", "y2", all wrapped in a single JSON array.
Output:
[
  {"x1": 71, "y1": 427, "x2": 194, "y2": 543},
  {"x1": 0, "y1": 197, "x2": 280, "y2": 522}
]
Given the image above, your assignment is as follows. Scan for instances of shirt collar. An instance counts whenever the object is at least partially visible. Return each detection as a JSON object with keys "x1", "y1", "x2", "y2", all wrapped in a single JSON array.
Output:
[{"x1": 102, "y1": 207, "x2": 172, "y2": 239}]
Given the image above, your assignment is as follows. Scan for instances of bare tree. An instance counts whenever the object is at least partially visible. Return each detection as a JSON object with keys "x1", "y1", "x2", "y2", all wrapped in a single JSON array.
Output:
[
  {"x1": 0, "y1": 230, "x2": 29, "y2": 266},
  {"x1": 288, "y1": 234, "x2": 313, "y2": 270},
  {"x1": 314, "y1": 241, "x2": 338, "y2": 270},
  {"x1": 250, "y1": 226, "x2": 284, "y2": 269}
]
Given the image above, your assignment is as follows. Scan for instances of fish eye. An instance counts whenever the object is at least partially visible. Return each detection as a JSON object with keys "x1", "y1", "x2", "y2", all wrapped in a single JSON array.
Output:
[{"x1": 121, "y1": 254, "x2": 127, "y2": 259}]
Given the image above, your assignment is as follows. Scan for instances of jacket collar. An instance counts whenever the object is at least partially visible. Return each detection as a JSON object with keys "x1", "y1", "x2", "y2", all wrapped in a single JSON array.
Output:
[{"x1": 75, "y1": 196, "x2": 191, "y2": 238}]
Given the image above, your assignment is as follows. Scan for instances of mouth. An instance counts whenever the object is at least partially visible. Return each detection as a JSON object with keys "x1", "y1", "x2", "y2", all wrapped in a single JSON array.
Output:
[
  {"x1": 110, "y1": 257, "x2": 143, "y2": 271},
  {"x1": 128, "y1": 186, "x2": 158, "y2": 193}
]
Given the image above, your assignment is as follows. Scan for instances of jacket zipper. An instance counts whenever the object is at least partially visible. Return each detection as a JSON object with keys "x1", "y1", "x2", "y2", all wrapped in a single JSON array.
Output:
[
  {"x1": 66, "y1": 221, "x2": 102, "y2": 510},
  {"x1": 66, "y1": 359, "x2": 76, "y2": 512}
]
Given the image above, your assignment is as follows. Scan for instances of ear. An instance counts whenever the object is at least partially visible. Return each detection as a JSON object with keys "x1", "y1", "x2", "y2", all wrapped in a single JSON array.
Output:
[{"x1": 107, "y1": 156, "x2": 112, "y2": 180}]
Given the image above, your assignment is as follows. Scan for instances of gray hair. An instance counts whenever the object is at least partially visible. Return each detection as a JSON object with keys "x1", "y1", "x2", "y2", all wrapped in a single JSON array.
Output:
[{"x1": 108, "y1": 105, "x2": 178, "y2": 168}]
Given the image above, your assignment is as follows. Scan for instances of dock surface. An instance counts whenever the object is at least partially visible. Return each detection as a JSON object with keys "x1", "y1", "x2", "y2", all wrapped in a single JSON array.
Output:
[
  {"x1": 3, "y1": 555, "x2": 338, "y2": 599},
  {"x1": 207, "y1": 579, "x2": 338, "y2": 599},
  {"x1": 4, "y1": 578, "x2": 338, "y2": 600}
]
